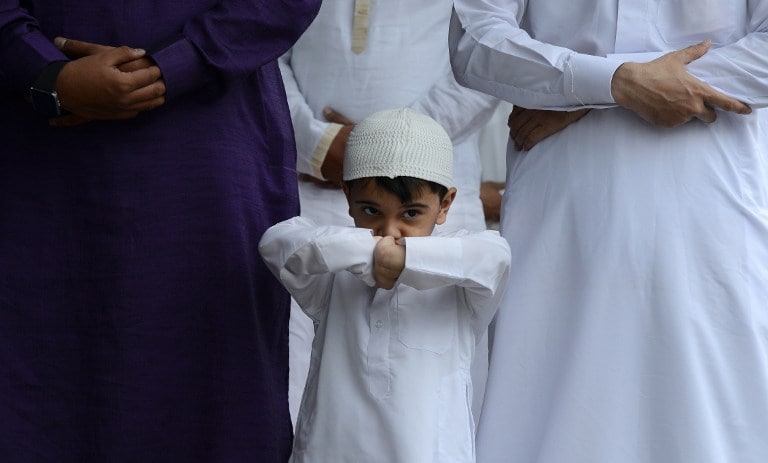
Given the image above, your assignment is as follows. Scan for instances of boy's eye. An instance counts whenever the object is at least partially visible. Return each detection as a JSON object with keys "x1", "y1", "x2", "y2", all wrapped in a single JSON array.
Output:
[
  {"x1": 402, "y1": 209, "x2": 420, "y2": 219},
  {"x1": 362, "y1": 206, "x2": 379, "y2": 216}
]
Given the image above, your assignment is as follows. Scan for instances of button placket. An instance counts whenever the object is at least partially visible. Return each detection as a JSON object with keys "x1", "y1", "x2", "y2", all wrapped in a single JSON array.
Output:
[
  {"x1": 367, "y1": 288, "x2": 392, "y2": 398},
  {"x1": 615, "y1": 0, "x2": 650, "y2": 53}
]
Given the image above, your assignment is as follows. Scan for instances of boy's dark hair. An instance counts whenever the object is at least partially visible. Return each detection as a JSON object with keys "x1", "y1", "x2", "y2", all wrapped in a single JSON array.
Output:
[{"x1": 345, "y1": 176, "x2": 448, "y2": 203}]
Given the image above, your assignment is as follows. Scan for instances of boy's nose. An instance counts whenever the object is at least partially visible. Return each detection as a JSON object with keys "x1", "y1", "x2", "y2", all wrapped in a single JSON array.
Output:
[{"x1": 380, "y1": 221, "x2": 402, "y2": 239}]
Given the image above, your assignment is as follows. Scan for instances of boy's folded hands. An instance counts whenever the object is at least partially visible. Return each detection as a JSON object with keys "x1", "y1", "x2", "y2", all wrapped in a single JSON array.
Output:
[{"x1": 373, "y1": 236, "x2": 406, "y2": 290}]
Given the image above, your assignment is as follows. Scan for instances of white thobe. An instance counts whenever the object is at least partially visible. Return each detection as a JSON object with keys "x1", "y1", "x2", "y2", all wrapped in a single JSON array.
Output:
[
  {"x1": 279, "y1": 0, "x2": 500, "y2": 428},
  {"x1": 450, "y1": 1, "x2": 768, "y2": 462},
  {"x1": 259, "y1": 217, "x2": 511, "y2": 463}
]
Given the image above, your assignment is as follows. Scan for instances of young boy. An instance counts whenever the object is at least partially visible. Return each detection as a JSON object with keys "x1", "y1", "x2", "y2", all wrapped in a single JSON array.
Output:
[{"x1": 259, "y1": 108, "x2": 511, "y2": 463}]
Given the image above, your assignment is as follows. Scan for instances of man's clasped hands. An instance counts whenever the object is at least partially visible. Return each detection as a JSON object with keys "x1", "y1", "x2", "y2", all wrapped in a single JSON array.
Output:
[{"x1": 49, "y1": 37, "x2": 166, "y2": 127}]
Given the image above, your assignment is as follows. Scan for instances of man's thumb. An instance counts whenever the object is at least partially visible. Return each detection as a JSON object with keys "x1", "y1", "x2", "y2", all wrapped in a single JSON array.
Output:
[
  {"x1": 54, "y1": 37, "x2": 93, "y2": 58},
  {"x1": 55, "y1": 37, "x2": 114, "y2": 59}
]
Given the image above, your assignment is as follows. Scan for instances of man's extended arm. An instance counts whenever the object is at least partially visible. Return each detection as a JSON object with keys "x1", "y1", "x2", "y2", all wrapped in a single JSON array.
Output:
[
  {"x1": 1, "y1": 0, "x2": 322, "y2": 123},
  {"x1": 449, "y1": 1, "x2": 763, "y2": 127}
]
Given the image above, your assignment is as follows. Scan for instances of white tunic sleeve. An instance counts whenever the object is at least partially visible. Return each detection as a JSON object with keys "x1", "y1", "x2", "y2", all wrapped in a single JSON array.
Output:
[
  {"x1": 398, "y1": 230, "x2": 511, "y2": 336},
  {"x1": 258, "y1": 217, "x2": 377, "y2": 320},
  {"x1": 686, "y1": 24, "x2": 768, "y2": 108},
  {"x1": 607, "y1": 7, "x2": 768, "y2": 109},
  {"x1": 448, "y1": 2, "x2": 620, "y2": 110},
  {"x1": 409, "y1": 69, "x2": 499, "y2": 145},
  {"x1": 278, "y1": 51, "x2": 339, "y2": 179},
  {"x1": 450, "y1": 0, "x2": 768, "y2": 110}
]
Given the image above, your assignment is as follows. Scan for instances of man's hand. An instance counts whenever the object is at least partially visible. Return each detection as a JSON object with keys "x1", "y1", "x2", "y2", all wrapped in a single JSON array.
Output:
[
  {"x1": 50, "y1": 37, "x2": 166, "y2": 127},
  {"x1": 480, "y1": 181, "x2": 505, "y2": 222},
  {"x1": 611, "y1": 40, "x2": 751, "y2": 128},
  {"x1": 507, "y1": 106, "x2": 591, "y2": 151},
  {"x1": 56, "y1": 37, "x2": 154, "y2": 72},
  {"x1": 320, "y1": 107, "x2": 355, "y2": 186},
  {"x1": 373, "y1": 236, "x2": 405, "y2": 290}
]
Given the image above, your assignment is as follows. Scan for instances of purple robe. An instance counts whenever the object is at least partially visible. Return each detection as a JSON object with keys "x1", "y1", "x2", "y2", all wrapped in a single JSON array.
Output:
[{"x1": 0, "y1": 1, "x2": 320, "y2": 461}]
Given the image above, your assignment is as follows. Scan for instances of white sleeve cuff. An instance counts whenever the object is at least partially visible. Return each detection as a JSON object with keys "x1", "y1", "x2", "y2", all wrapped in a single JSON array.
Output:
[
  {"x1": 398, "y1": 237, "x2": 463, "y2": 289},
  {"x1": 565, "y1": 53, "x2": 623, "y2": 105},
  {"x1": 309, "y1": 123, "x2": 344, "y2": 180}
]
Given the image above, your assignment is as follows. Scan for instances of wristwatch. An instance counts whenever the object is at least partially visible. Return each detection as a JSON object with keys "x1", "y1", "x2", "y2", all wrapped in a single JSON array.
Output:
[{"x1": 29, "y1": 61, "x2": 68, "y2": 117}]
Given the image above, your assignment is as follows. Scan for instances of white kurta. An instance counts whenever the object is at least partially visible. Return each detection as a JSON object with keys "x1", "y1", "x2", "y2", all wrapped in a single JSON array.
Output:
[
  {"x1": 280, "y1": 0, "x2": 498, "y2": 233},
  {"x1": 259, "y1": 217, "x2": 511, "y2": 463},
  {"x1": 450, "y1": 1, "x2": 768, "y2": 462},
  {"x1": 279, "y1": 0, "x2": 500, "y2": 428}
]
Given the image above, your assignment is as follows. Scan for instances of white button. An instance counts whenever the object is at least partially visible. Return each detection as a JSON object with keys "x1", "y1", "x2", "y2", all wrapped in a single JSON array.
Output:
[{"x1": 375, "y1": 320, "x2": 384, "y2": 329}]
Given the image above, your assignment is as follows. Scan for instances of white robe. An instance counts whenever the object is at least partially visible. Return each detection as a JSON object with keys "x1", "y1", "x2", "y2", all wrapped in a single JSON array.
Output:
[
  {"x1": 279, "y1": 0, "x2": 499, "y2": 427},
  {"x1": 451, "y1": 1, "x2": 768, "y2": 462},
  {"x1": 259, "y1": 217, "x2": 511, "y2": 463}
]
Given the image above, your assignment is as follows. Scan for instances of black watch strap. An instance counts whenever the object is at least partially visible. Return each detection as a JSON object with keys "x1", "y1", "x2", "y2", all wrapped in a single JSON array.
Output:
[{"x1": 30, "y1": 60, "x2": 68, "y2": 117}]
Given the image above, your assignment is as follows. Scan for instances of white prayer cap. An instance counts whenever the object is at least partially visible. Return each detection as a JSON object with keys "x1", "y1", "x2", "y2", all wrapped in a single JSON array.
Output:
[{"x1": 343, "y1": 108, "x2": 454, "y2": 189}]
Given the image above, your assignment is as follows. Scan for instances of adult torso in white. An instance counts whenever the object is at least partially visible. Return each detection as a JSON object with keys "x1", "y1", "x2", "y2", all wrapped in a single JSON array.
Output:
[
  {"x1": 290, "y1": 0, "x2": 455, "y2": 122},
  {"x1": 285, "y1": 0, "x2": 491, "y2": 232}
]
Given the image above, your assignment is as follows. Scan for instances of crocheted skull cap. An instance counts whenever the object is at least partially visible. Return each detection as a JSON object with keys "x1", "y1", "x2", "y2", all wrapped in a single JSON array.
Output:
[{"x1": 343, "y1": 108, "x2": 454, "y2": 189}]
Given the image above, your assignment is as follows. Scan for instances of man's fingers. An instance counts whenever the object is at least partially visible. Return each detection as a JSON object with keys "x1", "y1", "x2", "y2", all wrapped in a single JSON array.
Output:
[
  {"x1": 104, "y1": 46, "x2": 147, "y2": 67},
  {"x1": 483, "y1": 181, "x2": 505, "y2": 191},
  {"x1": 704, "y1": 91, "x2": 752, "y2": 115},
  {"x1": 130, "y1": 68, "x2": 165, "y2": 92},
  {"x1": 126, "y1": 82, "x2": 166, "y2": 109},
  {"x1": 519, "y1": 124, "x2": 549, "y2": 150},
  {"x1": 694, "y1": 106, "x2": 717, "y2": 124},
  {"x1": 54, "y1": 37, "x2": 113, "y2": 58},
  {"x1": 323, "y1": 107, "x2": 354, "y2": 125},
  {"x1": 115, "y1": 66, "x2": 163, "y2": 94},
  {"x1": 510, "y1": 108, "x2": 592, "y2": 150},
  {"x1": 508, "y1": 107, "x2": 536, "y2": 150},
  {"x1": 507, "y1": 107, "x2": 534, "y2": 133},
  {"x1": 126, "y1": 96, "x2": 166, "y2": 112},
  {"x1": 514, "y1": 121, "x2": 538, "y2": 150},
  {"x1": 118, "y1": 57, "x2": 155, "y2": 73}
]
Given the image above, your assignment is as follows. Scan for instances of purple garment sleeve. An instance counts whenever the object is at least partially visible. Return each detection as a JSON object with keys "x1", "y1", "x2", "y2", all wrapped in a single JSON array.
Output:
[
  {"x1": 153, "y1": 0, "x2": 322, "y2": 100},
  {"x1": 1, "y1": 0, "x2": 322, "y2": 99},
  {"x1": 150, "y1": 38, "x2": 210, "y2": 101},
  {"x1": 0, "y1": 2, "x2": 67, "y2": 93}
]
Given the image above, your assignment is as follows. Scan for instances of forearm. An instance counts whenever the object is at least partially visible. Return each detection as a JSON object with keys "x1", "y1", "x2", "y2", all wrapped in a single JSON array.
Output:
[
  {"x1": 259, "y1": 217, "x2": 378, "y2": 286},
  {"x1": 398, "y1": 231, "x2": 511, "y2": 334},
  {"x1": 399, "y1": 232, "x2": 510, "y2": 297}
]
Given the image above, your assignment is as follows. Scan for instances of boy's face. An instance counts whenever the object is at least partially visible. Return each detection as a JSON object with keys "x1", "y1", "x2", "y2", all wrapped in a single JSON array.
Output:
[{"x1": 343, "y1": 179, "x2": 456, "y2": 239}]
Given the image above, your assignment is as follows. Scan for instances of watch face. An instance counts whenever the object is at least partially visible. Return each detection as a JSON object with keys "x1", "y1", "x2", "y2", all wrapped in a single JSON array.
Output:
[{"x1": 30, "y1": 87, "x2": 62, "y2": 117}]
